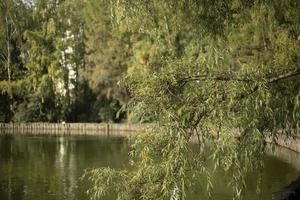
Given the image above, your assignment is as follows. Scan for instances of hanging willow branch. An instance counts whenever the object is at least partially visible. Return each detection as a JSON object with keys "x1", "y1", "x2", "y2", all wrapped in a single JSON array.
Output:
[{"x1": 180, "y1": 67, "x2": 300, "y2": 84}]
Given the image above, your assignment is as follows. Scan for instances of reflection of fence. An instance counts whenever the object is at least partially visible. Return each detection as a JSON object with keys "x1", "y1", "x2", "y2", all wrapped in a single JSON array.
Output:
[{"x1": 0, "y1": 123, "x2": 144, "y2": 136}]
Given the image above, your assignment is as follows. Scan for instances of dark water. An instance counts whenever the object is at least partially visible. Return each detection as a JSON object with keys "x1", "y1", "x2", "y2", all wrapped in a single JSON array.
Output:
[{"x1": 0, "y1": 134, "x2": 299, "y2": 200}]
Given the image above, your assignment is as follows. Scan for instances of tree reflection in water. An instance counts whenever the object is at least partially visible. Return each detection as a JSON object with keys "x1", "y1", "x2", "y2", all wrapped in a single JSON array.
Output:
[
  {"x1": 0, "y1": 134, "x2": 129, "y2": 200},
  {"x1": 0, "y1": 134, "x2": 299, "y2": 200}
]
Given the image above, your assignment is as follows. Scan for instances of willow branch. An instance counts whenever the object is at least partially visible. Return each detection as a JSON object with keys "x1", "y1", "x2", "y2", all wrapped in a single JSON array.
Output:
[
  {"x1": 189, "y1": 67, "x2": 300, "y2": 128},
  {"x1": 181, "y1": 67, "x2": 300, "y2": 84},
  {"x1": 181, "y1": 75, "x2": 254, "y2": 83},
  {"x1": 239, "y1": 67, "x2": 300, "y2": 100},
  {"x1": 267, "y1": 67, "x2": 300, "y2": 84}
]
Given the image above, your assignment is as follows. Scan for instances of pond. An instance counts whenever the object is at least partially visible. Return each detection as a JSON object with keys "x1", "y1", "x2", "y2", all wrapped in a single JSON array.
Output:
[{"x1": 0, "y1": 134, "x2": 299, "y2": 200}]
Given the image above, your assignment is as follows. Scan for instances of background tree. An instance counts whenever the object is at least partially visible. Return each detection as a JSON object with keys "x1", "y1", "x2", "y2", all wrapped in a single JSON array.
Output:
[
  {"x1": 0, "y1": 0, "x2": 128, "y2": 122},
  {"x1": 20, "y1": 0, "x2": 64, "y2": 122},
  {"x1": 0, "y1": 0, "x2": 33, "y2": 122},
  {"x1": 82, "y1": 0, "x2": 130, "y2": 122},
  {"x1": 54, "y1": 0, "x2": 86, "y2": 121}
]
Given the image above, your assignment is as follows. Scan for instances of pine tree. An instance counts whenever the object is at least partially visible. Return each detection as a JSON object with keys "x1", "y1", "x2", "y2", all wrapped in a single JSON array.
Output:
[
  {"x1": 83, "y1": 0, "x2": 130, "y2": 121},
  {"x1": 23, "y1": 0, "x2": 63, "y2": 121}
]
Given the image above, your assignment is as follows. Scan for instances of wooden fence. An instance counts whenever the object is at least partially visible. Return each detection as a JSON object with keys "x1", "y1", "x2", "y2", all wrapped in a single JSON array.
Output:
[
  {"x1": 0, "y1": 123, "x2": 145, "y2": 136},
  {"x1": 1, "y1": 123, "x2": 299, "y2": 153}
]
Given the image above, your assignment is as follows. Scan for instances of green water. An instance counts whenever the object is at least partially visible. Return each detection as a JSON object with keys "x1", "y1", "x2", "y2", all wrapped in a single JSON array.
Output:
[{"x1": 0, "y1": 134, "x2": 299, "y2": 200}]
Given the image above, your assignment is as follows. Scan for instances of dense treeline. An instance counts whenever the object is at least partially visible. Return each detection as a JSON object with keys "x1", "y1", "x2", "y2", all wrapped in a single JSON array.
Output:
[{"x1": 0, "y1": 0, "x2": 128, "y2": 123}]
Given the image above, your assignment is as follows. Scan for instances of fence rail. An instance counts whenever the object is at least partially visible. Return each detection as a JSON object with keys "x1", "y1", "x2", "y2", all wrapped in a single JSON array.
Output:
[{"x1": 0, "y1": 123, "x2": 144, "y2": 136}]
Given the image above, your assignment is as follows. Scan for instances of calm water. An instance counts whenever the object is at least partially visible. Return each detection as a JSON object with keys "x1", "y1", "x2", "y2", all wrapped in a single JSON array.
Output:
[{"x1": 0, "y1": 134, "x2": 299, "y2": 200}]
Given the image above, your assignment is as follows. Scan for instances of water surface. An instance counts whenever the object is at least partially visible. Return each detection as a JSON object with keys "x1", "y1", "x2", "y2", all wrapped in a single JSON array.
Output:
[{"x1": 0, "y1": 134, "x2": 299, "y2": 200}]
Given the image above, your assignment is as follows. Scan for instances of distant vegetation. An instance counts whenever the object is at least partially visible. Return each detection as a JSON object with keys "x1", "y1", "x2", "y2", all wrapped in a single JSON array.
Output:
[
  {"x1": 1, "y1": 0, "x2": 300, "y2": 199},
  {"x1": 0, "y1": 0, "x2": 129, "y2": 122}
]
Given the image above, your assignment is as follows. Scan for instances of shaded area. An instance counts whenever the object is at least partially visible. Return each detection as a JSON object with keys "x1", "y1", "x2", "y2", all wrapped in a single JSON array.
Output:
[{"x1": 272, "y1": 177, "x2": 300, "y2": 200}]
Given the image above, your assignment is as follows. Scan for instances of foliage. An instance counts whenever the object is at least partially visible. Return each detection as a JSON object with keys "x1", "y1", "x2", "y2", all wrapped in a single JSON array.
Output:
[
  {"x1": 83, "y1": 0, "x2": 130, "y2": 121},
  {"x1": 86, "y1": 0, "x2": 300, "y2": 199},
  {"x1": 0, "y1": 0, "x2": 32, "y2": 121},
  {"x1": 0, "y1": 0, "x2": 127, "y2": 123}
]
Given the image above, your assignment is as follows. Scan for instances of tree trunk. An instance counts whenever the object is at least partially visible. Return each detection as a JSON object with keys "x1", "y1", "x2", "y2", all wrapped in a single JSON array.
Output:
[{"x1": 5, "y1": 14, "x2": 13, "y2": 116}]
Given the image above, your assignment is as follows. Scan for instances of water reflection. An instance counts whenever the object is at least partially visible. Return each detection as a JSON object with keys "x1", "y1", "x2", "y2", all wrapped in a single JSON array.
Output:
[
  {"x1": 0, "y1": 134, "x2": 299, "y2": 200},
  {"x1": 0, "y1": 134, "x2": 129, "y2": 200}
]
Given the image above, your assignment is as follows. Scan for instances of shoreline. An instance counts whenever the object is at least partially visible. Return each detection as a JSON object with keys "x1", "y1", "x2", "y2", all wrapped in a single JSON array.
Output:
[
  {"x1": 0, "y1": 123, "x2": 299, "y2": 153},
  {"x1": 265, "y1": 135, "x2": 300, "y2": 154},
  {"x1": 0, "y1": 122, "x2": 143, "y2": 137}
]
